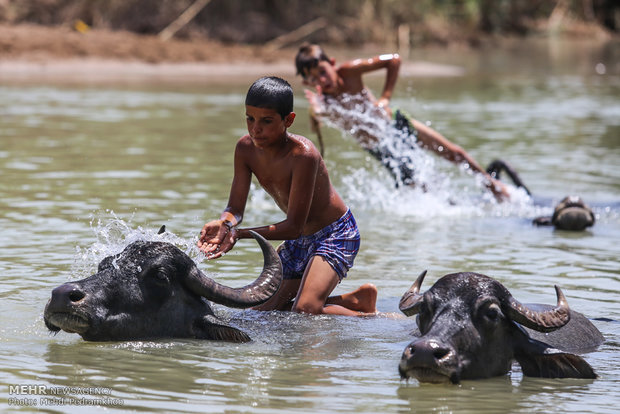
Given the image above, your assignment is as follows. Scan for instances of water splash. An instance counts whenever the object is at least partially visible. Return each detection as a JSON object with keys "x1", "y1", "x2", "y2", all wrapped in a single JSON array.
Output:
[
  {"x1": 70, "y1": 210, "x2": 203, "y2": 279},
  {"x1": 319, "y1": 92, "x2": 538, "y2": 219}
]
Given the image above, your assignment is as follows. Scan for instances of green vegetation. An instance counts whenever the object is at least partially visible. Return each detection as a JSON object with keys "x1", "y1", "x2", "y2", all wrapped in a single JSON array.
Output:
[{"x1": 1, "y1": 0, "x2": 618, "y2": 46}]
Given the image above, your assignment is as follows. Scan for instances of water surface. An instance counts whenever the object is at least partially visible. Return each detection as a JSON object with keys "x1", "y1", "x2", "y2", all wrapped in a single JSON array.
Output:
[{"x1": 1, "y1": 39, "x2": 619, "y2": 413}]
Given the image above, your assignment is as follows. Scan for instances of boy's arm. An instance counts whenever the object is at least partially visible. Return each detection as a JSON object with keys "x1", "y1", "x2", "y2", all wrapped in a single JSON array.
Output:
[
  {"x1": 341, "y1": 53, "x2": 401, "y2": 111},
  {"x1": 310, "y1": 113, "x2": 325, "y2": 156},
  {"x1": 411, "y1": 120, "x2": 510, "y2": 200},
  {"x1": 376, "y1": 54, "x2": 401, "y2": 109},
  {"x1": 304, "y1": 87, "x2": 325, "y2": 155},
  {"x1": 224, "y1": 141, "x2": 254, "y2": 222},
  {"x1": 198, "y1": 139, "x2": 252, "y2": 257},
  {"x1": 236, "y1": 150, "x2": 318, "y2": 241}
]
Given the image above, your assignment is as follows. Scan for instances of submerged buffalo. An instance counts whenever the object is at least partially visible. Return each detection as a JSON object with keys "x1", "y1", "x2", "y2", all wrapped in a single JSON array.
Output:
[
  {"x1": 486, "y1": 160, "x2": 596, "y2": 231},
  {"x1": 398, "y1": 271, "x2": 603, "y2": 383},
  {"x1": 533, "y1": 195, "x2": 595, "y2": 231},
  {"x1": 44, "y1": 231, "x2": 281, "y2": 342}
]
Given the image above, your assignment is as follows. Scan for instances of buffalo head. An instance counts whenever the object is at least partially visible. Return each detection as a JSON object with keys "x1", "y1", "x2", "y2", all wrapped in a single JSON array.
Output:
[
  {"x1": 398, "y1": 271, "x2": 598, "y2": 383},
  {"x1": 44, "y1": 231, "x2": 281, "y2": 342},
  {"x1": 533, "y1": 195, "x2": 595, "y2": 231}
]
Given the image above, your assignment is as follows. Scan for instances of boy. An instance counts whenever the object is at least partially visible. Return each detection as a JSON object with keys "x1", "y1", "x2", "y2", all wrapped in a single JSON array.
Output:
[
  {"x1": 294, "y1": 43, "x2": 509, "y2": 200},
  {"x1": 198, "y1": 76, "x2": 377, "y2": 316}
]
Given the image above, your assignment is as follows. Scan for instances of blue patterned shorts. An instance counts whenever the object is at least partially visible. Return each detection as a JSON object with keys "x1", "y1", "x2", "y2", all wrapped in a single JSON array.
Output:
[{"x1": 279, "y1": 209, "x2": 360, "y2": 281}]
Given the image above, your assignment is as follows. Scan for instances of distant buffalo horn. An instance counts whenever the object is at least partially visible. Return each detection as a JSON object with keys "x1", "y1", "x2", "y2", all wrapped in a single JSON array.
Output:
[
  {"x1": 399, "y1": 270, "x2": 427, "y2": 316},
  {"x1": 185, "y1": 231, "x2": 282, "y2": 308},
  {"x1": 505, "y1": 286, "x2": 571, "y2": 332}
]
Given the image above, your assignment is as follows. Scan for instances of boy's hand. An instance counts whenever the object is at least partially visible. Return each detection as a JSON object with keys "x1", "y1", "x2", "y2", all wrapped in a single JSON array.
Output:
[
  {"x1": 209, "y1": 227, "x2": 238, "y2": 259},
  {"x1": 375, "y1": 97, "x2": 392, "y2": 117},
  {"x1": 487, "y1": 177, "x2": 510, "y2": 202},
  {"x1": 376, "y1": 97, "x2": 389, "y2": 108},
  {"x1": 197, "y1": 220, "x2": 238, "y2": 259},
  {"x1": 304, "y1": 88, "x2": 323, "y2": 115}
]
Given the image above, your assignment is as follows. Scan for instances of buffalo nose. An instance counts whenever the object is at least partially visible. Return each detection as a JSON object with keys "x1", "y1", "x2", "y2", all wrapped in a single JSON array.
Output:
[
  {"x1": 404, "y1": 339, "x2": 453, "y2": 367},
  {"x1": 51, "y1": 283, "x2": 86, "y2": 305}
]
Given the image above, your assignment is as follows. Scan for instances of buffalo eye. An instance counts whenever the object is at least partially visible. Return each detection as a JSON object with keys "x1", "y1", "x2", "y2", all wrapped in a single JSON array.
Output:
[
  {"x1": 138, "y1": 265, "x2": 174, "y2": 303},
  {"x1": 484, "y1": 304, "x2": 500, "y2": 321},
  {"x1": 476, "y1": 299, "x2": 503, "y2": 326},
  {"x1": 140, "y1": 265, "x2": 171, "y2": 287},
  {"x1": 151, "y1": 271, "x2": 170, "y2": 285}
]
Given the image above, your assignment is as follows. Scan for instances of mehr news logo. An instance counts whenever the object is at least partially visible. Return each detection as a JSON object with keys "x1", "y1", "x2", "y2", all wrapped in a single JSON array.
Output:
[{"x1": 8, "y1": 384, "x2": 124, "y2": 407}]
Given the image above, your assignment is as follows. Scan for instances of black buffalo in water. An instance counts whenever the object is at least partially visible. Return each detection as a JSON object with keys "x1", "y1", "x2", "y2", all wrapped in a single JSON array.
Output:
[
  {"x1": 398, "y1": 271, "x2": 603, "y2": 383},
  {"x1": 487, "y1": 160, "x2": 596, "y2": 231},
  {"x1": 44, "y1": 231, "x2": 281, "y2": 342},
  {"x1": 533, "y1": 195, "x2": 595, "y2": 231}
]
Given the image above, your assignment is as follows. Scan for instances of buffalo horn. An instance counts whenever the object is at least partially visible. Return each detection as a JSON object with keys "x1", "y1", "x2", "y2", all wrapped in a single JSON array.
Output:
[
  {"x1": 399, "y1": 270, "x2": 427, "y2": 316},
  {"x1": 505, "y1": 285, "x2": 571, "y2": 332},
  {"x1": 186, "y1": 231, "x2": 282, "y2": 308}
]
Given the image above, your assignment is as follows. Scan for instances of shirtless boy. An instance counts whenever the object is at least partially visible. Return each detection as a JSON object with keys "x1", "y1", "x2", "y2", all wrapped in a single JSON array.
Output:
[
  {"x1": 198, "y1": 76, "x2": 376, "y2": 316},
  {"x1": 294, "y1": 43, "x2": 509, "y2": 200}
]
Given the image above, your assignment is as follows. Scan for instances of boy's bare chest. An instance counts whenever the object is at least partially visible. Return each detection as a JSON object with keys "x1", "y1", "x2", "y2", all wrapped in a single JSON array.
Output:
[{"x1": 252, "y1": 159, "x2": 293, "y2": 207}]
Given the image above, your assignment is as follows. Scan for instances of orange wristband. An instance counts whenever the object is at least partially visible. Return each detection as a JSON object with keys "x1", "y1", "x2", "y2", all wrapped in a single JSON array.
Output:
[{"x1": 220, "y1": 212, "x2": 236, "y2": 226}]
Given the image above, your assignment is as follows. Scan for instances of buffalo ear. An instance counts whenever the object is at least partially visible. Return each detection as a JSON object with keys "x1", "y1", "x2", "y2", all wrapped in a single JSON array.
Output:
[
  {"x1": 514, "y1": 336, "x2": 597, "y2": 379},
  {"x1": 194, "y1": 315, "x2": 251, "y2": 343}
]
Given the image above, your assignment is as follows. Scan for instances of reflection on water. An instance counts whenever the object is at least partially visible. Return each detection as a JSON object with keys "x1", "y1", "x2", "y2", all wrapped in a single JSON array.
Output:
[{"x1": 1, "y1": 40, "x2": 619, "y2": 413}]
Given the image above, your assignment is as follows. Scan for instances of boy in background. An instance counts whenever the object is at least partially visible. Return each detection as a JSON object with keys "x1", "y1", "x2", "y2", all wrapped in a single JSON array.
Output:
[{"x1": 295, "y1": 43, "x2": 509, "y2": 200}]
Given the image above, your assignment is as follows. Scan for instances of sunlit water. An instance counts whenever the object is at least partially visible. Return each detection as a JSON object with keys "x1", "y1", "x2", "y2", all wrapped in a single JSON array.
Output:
[{"x1": 1, "y1": 40, "x2": 619, "y2": 413}]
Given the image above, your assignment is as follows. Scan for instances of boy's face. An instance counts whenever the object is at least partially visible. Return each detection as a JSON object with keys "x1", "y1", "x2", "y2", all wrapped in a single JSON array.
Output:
[
  {"x1": 302, "y1": 60, "x2": 339, "y2": 94},
  {"x1": 245, "y1": 105, "x2": 295, "y2": 149}
]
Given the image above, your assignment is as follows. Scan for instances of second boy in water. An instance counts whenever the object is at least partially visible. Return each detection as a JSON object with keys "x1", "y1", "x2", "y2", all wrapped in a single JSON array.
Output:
[{"x1": 295, "y1": 43, "x2": 509, "y2": 200}]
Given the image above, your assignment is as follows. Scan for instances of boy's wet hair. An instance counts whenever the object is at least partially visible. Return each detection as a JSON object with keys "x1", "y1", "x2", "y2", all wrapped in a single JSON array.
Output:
[
  {"x1": 295, "y1": 43, "x2": 329, "y2": 78},
  {"x1": 245, "y1": 76, "x2": 294, "y2": 119}
]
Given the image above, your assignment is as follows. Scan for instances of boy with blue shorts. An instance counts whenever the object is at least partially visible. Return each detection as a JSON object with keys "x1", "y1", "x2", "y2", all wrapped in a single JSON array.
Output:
[{"x1": 198, "y1": 76, "x2": 377, "y2": 316}]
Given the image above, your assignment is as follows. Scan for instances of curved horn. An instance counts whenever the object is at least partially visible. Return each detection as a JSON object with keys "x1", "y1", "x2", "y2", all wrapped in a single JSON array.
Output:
[
  {"x1": 505, "y1": 285, "x2": 571, "y2": 332},
  {"x1": 186, "y1": 231, "x2": 282, "y2": 308},
  {"x1": 399, "y1": 270, "x2": 427, "y2": 316}
]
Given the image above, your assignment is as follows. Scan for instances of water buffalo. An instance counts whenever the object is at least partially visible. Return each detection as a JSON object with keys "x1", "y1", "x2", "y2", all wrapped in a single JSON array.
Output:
[
  {"x1": 44, "y1": 231, "x2": 281, "y2": 343},
  {"x1": 486, "y1": 161, "x2": 596, "y2": 231},
  {"x1": 533, "y1": 195, "x2": 595, "y2": 231},
  {"x1": 398, "y1": 271, "x2": 603, "y2": 383}
]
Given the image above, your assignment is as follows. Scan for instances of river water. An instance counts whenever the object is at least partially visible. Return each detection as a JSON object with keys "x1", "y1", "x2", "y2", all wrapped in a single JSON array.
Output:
[{"x1": 1, "y1": 39, "x2": 619, "y2": 413}]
